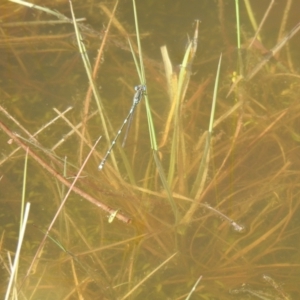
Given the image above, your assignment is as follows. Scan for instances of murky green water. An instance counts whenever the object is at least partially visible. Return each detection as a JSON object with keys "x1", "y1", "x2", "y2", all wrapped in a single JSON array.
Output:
[{"x1": 1, "y1": 0, "x2": 300, "y2": 299}]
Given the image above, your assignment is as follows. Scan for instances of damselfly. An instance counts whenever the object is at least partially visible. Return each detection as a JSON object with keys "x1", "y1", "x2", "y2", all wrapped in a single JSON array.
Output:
[{"x1": 98, "y1": 84, "x2": 146, "y2": 170}]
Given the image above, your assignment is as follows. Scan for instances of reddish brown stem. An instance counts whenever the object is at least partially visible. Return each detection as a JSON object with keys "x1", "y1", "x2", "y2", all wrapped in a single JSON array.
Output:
[{"x1": 0, "y1": 121, "x2": 131, "y2": 224}]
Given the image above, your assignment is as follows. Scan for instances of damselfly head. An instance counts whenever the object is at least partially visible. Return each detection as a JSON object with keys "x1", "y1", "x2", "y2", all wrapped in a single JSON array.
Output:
[{"x1": 135, "y1": 84, "x2": 146, "y2": 92}]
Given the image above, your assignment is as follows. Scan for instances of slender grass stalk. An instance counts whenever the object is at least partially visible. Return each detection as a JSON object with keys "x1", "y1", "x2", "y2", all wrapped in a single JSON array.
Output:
[
  {"x1": 2, "y1": 149, "x2": 30, "y2": 299},
  {"x1": 14, "y1": 131, "x2": 81, "y2": 172},
  {"x1": 9, "y1": 0, "x2": 71, "y2": 19},
  {"x1": 5, "y1": 203, "x2": 31, "y2": 300},
  {"x1": 185, "y1": 275, "x2": 203, "y2": 300},
  {"x1": 181, "y1": 53, "x2": 222, "y2": 225},
  {"x1": 167, "y1": 20, "x2": 199, "y2": 185},
  {"x1": 9, "y1": 0, "x2": 120, "y2": 172},
  {"x1": 131, "y1": 0, "x2": 178, "y2": 222},
  {"x1": 52, "y1": 108, "x2": 93, "y2": 147},
  {"x1": 118, "y1": 147, "x2": 137, "y2": 185},
  {"x1": 8, "y1": 148, "x2": 30, "y2": 299},
  {"x1": 0, "y1": 18, "x2": 86, "y2": 27},
  {"x1": 235, "y1": 0, "x2": 241, "y2": 50},
  {"x1": 147, "y1": 20, "x2": 199, "y2": 223},
  {"x1": 120, "y1": 252, "x2": 177, "y2": 300},
  {"x1": 158, "y1": 66, "x2": 178, "y2": 148},
  {"x1": 191, "y1": 53, "x2": 222, "y2": 198},
  {"x1": 132, "y1": 0, "x2": 145, "y2": 84},
  {"x1": 160, "y1": 45, "x2": 174, "y2": 100},
  {"x1": 79, "y1": 0, "x2": 119, "y2": 166},
  {"x1": 34, "y1": 225, "x2": 113, "y2": 296},
  {"x1": 153, "y1": 151, "x2": 178, "y2": 224},
  {"x1": 0, "y1": 104, "x2": 38, "y2": 144},
  {"x1": 234, "y1": 0, "x2": 244, "y2": 76},
  {"x1": 51, "y1": 110, "x2": 98, "y2": 151},
  {"x1": 277, "y1": 0, "x2": 292, "y2": 43},
  {"x1": 0, "y1": 122, "x2": 131, "y2": 222},
  {"x1": 248, "y1": 0, "x2": 274, "y2": 49},
  {"x1": 176, "y1": 20, "x2": 199, "y2": 102},
  {"x1": 69, "y1": 0, "x2": 89, "y2": 74},
  {"x1": 132, "y1": 0, "x2": 158, "y2": 152},
  {"x1": 127, "y1": 38, "x2": 143, "y2": 84},
  {"x1": 70, "y1": 258, "x2": 83, "y2": 300},
  {"x1": 19, "y1": 149, "x2": 28, "y2": 238},
  {"x1": 279, "y1": 0, "x2": 294, "y2": 71},
  {"x1": 246, "y1": 21, "x2": 300, "y2": 81},
  {"x1": 167, "y1": 41, "x2": 193, "y2": 185},
  {"x1": 27, "y1": 266, "x2": 46, "y2": 299},
  {"x1": 0, "y1": 106, "x2": 73, "y2": 166},
  {"x1": 20, "y1": 135, "x2": 103, "y2": 288},
  {"x1": 68, "y1": 0, "x2": 120, "y2": 171},
  {"x1": 243, "y1": 0, "x2": 258, "y2": 33},
  {"x1": 209, "y1": 54, "x2": 222, "y2": 135},
  {"x1": 9, "y1": 0, "x2": 88, "y2": 33}
]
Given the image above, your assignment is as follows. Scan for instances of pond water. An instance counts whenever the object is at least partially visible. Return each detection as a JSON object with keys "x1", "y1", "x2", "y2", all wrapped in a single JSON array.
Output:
[{"x1": 1, "y1": 0, "x2": 300, "y2": 299}]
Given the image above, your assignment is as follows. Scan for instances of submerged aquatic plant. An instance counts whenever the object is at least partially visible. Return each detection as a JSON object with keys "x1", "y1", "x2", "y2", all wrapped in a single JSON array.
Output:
[{"x1": 1, "y1": 0, "x2": 300, "y2": 299}]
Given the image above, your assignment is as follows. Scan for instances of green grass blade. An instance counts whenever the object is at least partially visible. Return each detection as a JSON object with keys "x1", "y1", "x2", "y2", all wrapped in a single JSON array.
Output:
[
  {"x1": 69, "y1": 0, "x2": 119, "y2": 171},
  {"x1": 132, "y1": 0, "x2": 145, "y2": 83},
  {"x1": 184, "y1": 53, "x2": 222, "y2": 221},
  {"x1": 209, "y1": 53, "x2": 222, "y2": 134},
  {"x1": 168, "y1": 41, "x2": 193, "y2": 184},
  {"x1": 235, "y1": 0, "x2": 244, "y2": 76},
  {"x1": 153, "y1": 151, "x2": 178, "y2": 224},
  {"x1": 132, "y1": 1, "x2": 158, "y2": 152},
  {"x1": 235, "y1": 0, "x2": 241, "y2": 50},
  {"x1": 168, "y1": 21, "x2": 199, "y2": 185}
]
